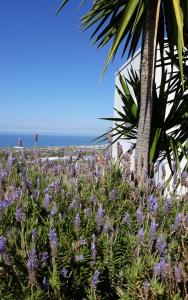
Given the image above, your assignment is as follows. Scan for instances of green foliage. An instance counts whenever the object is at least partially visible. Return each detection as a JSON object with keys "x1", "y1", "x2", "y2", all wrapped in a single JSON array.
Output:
[{"x1": 57, "y1": 0, "x2": 188, "y2": 81}]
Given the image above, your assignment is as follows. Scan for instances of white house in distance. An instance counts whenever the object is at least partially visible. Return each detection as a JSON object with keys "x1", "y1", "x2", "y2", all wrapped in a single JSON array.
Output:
[{"x1": 112, "y1": 48, "x2": 186, "y2": 182}]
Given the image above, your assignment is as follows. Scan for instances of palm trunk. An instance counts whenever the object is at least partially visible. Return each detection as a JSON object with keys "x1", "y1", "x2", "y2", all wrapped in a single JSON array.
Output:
[{"x1": 135, "y1": 0, "x2": 161, "y2": 185}]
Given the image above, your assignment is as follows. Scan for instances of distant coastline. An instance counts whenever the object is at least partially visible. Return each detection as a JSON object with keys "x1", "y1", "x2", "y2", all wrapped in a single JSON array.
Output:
[{"x1": 0, "y1": 133, "x2": 105, "y2": 148}]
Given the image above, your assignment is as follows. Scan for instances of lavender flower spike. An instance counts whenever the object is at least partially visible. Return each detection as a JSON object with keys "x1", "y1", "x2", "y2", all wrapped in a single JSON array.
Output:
[
  {"x1": 74, "y1": 213, "x2": 81, "y2": 232},
  {"x1": 136, "y1": 208, "x2": 145, "y2": 226},
  {"x1": 27, "y1": 249, "x2": 37, "y2": 285},
  {"x1": 32, "y1": 228, "x2": 37, "y2": 243},
  {"x1": 173, "y1": 213, "x2": 183, "y2": 232},
  {"x1": 163, "y1": 195, "x2": 172, "y2": 215},
  {"x1": 50, "y1": 204, "x2": 57, "y2": 217},
  {"x1": 0, "y1": 236, "x2": 6, "y2": 253},
  {"x1": 43, "y1": 193, "x2": 51, "y2": 211},
  {"x1": 137, "y1": 228, "x2": 144, "y2": 245},
  {"x1": 103, "y1": 217, "x2": 111, "y2": 233},
  {"x1": 147, "y1": 195, "x2": 158, "y2": 215},
  {"x1": 156, "y1": 234, "x2": 166, "y2": 254},
  {"x1": 150, "y1": 219, "x2": 158, "y2": 241},
  {"x1": 153, "y1": 262, "x2": 161, "y2": 277},
  {"x1": 15, "y1": 208, "x2": 25, "y2": 223},
  {"x1": 96, "y1": 204, "x2": 104, "y2": 228},
  {"x1": 153, "y1": 258, "x2": 169, "y2": 279},
  {"x1": 48, "y1": 228, "x2": 58, "y2": 257},
  {"x1": 91, "y1": 234, "x2": 97, "y2": 262},
  {"x1": 41, "y1": 251, "x2": 49, "y2": 267},
  {"x1": 92, "y1": 270, "x2": 100, "y2": 290},
  {"x1": 61, "y1": 267, "x2": 69, "y2": 278}
]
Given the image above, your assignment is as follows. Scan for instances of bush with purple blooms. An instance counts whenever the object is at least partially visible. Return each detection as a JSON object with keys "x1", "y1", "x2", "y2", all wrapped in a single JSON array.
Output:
[{"x1": 0, "y1": 149, "x2": 188, "y2": 299}]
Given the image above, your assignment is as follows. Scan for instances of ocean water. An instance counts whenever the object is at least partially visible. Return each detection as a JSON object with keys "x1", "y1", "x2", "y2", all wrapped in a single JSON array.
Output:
[{"x1": 0, "y1": 133, "x2": 103, "y2": 148}]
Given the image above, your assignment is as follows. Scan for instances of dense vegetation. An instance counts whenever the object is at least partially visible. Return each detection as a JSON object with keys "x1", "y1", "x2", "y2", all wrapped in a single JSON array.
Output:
[{"x1": 0, "y1": 149, "x2": 188, "y2": 299}]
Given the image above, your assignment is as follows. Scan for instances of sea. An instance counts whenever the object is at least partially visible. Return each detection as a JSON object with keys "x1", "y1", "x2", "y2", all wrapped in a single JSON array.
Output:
[{"x1": 0, "y1": 133, "x2": 104, "y2": 148}]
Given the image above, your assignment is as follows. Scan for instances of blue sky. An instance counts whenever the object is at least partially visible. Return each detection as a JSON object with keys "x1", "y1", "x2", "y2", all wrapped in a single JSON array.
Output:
[{"x1": 0, "y1": 0, "x2": 125, "y2": 135}]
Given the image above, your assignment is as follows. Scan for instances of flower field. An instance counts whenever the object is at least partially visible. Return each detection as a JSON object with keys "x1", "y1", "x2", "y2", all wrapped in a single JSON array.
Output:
[{"x1": 0, "y1": 149, "x2": 188, "y2": 299}]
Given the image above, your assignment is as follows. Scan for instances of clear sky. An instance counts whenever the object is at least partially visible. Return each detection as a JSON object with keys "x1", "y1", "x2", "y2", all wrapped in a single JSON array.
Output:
[{"x1": 0, "y1": 0, "x2": 125, "y2": 136}]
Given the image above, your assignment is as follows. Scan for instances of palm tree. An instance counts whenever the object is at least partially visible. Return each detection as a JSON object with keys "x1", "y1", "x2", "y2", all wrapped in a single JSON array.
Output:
[
  {"x1": 57, "y1": 0, "x2": 187, "y2": 184},
  {"x1": 98, "y1": 66, "x2": 188, "y2": 181}
]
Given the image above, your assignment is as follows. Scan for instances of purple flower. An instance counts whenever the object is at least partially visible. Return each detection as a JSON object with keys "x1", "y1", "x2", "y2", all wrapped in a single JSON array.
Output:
[
  {"x1": 147, "y1": 195, "x2": 154, "y2": 211},
  {"x1": 103, "y1": 217, "x2": 111, "y2": 233},
  {"x1": 156, "y1": 234, "x2": 166, "y2": 254},
  {"x1": 137, "y1": 228, "x2": 144, "y2": 245},
  {"x1": 27, "y1": 249, "x2": 37, "y2": 271},
  {"x1": 41, "y1": 251, "x2": 49, "y2": 267},
  {"x1": 173, "y1": 213, "x2": 183, "y2": 232},
  {"x1": 147, "y1": 195, "x2": 158, "y2": 215},
  {"x1": 0, "y1": 236, "x2": 6, "y2": 253},
  {"x1": 96, "y1": 204, "x2": 104, "y2": 227},
  {"x1": 0, "y1": 199, "x2": 11, "y2": 209},
  {"x1": 159, "y1": 258, "x2": 169, "y2": 279},
  {"x1": 32, "y1": 228, "x2": 37, "y2": 242},
  {"x1": 153, "y1": 262, "x2": 161, "y2": 277},
  {"x1": 174, "y1": 266, "x2": 181, "y2": 283},
  {"x1": 150, "y1": 219, "x2": 158, "y2": 241},
  {"x1": 136, "y1": 208, "x2": 145, "y2": 226},
  {"x1": 15, "y1": 208, "x2": 25, "y2": 223},
  {"x1": 32, "y1": 189, "x2": 38, "y2": 201},
  {"x1": 74, "y1": 213, "x2": 81, "y2": 232},
  {"x1": 84, "y1": 207, "x2": 91, "y2": 218},
  {"x1": 69, "y1": 199, "x2": 76, "y2": 209},
  {"x1": 50, "y1": 204, "x2": 57, "y2": 217},
  {"x1": 43, "y1": 193, "x2": 51, "y2": 210},
  {"x1": 11, "y1": 188, "x2": 21, "y2": 201},
  {"x1": 91, "y1": 234, "x2": 96, "y2": 262},
  {"x1": 163, "y1": 196, "x2": 172, "y2": 215},
  {"x1": 48, "y1": 228, "x2": 58, "y2": 257},
  {"x1": 75, "y1": 255, "x2": 84, "y2": 262},
  {"x1": 61, "y1": 267, "x2": 69, "y2": 278},
  {"x1": 109, "y1": 189, "x2": 117, "y2": 201},
  {"x1": 153, "y1": 258, "x2": 169, "y2": 278},
  {"x1": 92, "y1": 270, "x2": 100, "y2": 290},
  {"x1": 122, "y1": 213, "x2": 132, "y2": 228}
]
